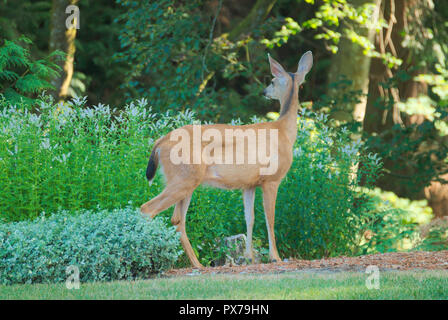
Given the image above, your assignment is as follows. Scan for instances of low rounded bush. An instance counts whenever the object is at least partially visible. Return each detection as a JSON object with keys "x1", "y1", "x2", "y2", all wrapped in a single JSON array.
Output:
[{"x1": 0, "y1": 207, "x2": 181, "y2": 285}]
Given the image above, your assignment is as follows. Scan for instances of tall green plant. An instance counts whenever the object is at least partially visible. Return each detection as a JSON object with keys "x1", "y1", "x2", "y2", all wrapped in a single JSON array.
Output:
[{"x1": 0, "y1": 96, "x2": 195, "y2": 221}]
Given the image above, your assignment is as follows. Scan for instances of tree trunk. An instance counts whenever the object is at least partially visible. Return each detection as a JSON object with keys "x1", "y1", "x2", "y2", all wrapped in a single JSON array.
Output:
[
  {"x1": 363, "y1": 0, "x2": 448, "y2": 217},
  {"x1": 425, "y1": 174, "x2": 448, "y2": 217},
  {"x1": 364, "y1": 0, "x2": 428, "y2": 134},
  {"x1": 328, "y1": 0, "x2": 381, "y2": 123},
  {"x1": 49, "y1": 0, "x2": 79, "y2": 100}
]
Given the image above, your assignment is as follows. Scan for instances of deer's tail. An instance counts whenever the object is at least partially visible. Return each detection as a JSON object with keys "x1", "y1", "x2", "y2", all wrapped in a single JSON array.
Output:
[{"x1": 145, "y1": 140, "x2": 161, "y2": 185}]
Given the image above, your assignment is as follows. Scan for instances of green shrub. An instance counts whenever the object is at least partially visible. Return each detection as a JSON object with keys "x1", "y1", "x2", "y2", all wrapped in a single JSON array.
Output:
[
  {"x1": 415, "y1": 224, "x2": 448, "y2": 252},
  {"x1": 114, "y1": 0, "x2": 275, "y2": 122},
  {"x1": 353, "y1": 195, "x2": 419, "y2": 255},
  {"x1": 0, "y1": 96, "x2": 194, "y2": 221},
  {"x1": 0, "y1": 207, "x2": 181, "y2": 285},
  {"x1": 413, "y1": 216, "x2": 448, "y2": 252},
  {"x1": 365, "y1": 188, "x2": 434, "y2": 225},
  {"x1": 351, "y1": 188, "x2": 444, "y2": 255}
]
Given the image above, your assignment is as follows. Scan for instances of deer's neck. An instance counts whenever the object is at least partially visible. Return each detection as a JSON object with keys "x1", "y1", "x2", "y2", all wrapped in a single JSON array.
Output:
[{"x1": 278, "y1": 73, "x2": 299, "y2": 144}]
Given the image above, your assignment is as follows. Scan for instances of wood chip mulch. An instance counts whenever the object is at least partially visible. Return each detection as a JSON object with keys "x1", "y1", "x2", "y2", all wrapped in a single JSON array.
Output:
[{"x1": 164, "y1": 251, "x2": 448, "y2": 277}]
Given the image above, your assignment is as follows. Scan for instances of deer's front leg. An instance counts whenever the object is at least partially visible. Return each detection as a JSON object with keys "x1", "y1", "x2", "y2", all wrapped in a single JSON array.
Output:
[
  {"x1": 262, "y1": 181, "x2": 281, "y2": 262},
  {"x1": 243, "y1": 187, "x2": 256, "y2": 263}
]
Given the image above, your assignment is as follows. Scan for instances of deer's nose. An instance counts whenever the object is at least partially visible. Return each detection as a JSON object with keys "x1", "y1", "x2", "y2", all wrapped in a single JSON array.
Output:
[{"x1": 263, "y1": 89, "x2": 267, "y2": 95}]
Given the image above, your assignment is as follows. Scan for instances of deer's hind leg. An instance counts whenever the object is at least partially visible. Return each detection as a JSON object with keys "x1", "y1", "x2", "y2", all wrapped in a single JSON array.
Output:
[
  {"x1": 171, "y1": 194, "x2": 203, "y2": 268},
  {"x1": 140, "y1": 180, "x2": 197, "y2": 218}
]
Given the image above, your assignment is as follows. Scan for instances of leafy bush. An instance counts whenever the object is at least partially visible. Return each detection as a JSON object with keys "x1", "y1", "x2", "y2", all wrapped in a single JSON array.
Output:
[
  {"x1": 353, "y1": 194, "x2": 419, "y2": 255},
  {"x1": 0, "y1": 207, "x2": 181, "y2": 285},
  {"x1": 361, "y1": 66, "x2": 448, "y2": 199},
  {"x1": 414, "y1": 217, "x2": 448, "y2": 252},
  {"x1": 415, "y1": 224, "x2": 448, "y2": 252},
  {"x1": 0, "y1": 96, "x2": 194, "y2": 221},
  {"x1": 354, "y1": 188, "x2": 447, "y2": 254},
  {"x1": 0, "y1": 36, "x2": 63, "y2": 105},
  {"x1": 366, "y1": 188, "x2": 433, "y2": 225}
]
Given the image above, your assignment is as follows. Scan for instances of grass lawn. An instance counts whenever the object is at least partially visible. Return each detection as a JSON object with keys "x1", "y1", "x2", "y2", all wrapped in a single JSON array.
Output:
[{"x1": 1, "y1": 270, "x2": 447, "y2": 300}]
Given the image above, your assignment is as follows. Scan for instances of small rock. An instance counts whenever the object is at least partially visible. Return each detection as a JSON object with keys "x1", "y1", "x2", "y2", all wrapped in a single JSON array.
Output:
[{"x1": 212, "y1": 234, "x2": 261, "y2": 266}]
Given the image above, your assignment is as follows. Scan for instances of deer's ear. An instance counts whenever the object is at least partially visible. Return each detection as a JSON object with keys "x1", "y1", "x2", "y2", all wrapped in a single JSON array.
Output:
[
  {"x1": 268, "y1": 54, "x2": 287, "y2": 78},
  {"x1": 297, "y1": 51, "x2": 313, "y2": 77}
]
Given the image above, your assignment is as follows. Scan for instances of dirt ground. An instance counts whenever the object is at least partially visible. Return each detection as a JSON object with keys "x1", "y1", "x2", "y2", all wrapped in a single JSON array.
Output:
[{"x1": 164, "y1": 250, "x2": 448, "y2": 276}]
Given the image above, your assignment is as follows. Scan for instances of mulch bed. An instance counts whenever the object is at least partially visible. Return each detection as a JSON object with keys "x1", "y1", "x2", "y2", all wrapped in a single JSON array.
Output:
[{"x1": 164, "y1": 251, "x2": 448, "y2": 277}]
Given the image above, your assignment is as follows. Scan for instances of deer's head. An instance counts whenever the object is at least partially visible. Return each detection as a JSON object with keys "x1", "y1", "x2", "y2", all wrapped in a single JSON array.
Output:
[{"x1": 263, "y1": 51, "x2": 313, "y2": 103}]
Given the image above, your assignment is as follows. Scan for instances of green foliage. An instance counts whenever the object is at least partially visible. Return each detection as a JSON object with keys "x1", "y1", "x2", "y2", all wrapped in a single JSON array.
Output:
[
  {"x1": 70, "y1": 0, "x2": 127, "y2": 105},
  {"x1": 261, "y1": 17, "x2": 302, "y2": 48},
  {"x1": 313, "y1": 75, "x2": 365, "y2": 128},
  {"x1": 0, "y1": 96, "x2": 194, "y2": 221},
  {"x1": 366, "y1": 188, "x2": 433, "y2": 225},
  {"x1": 0, "y1": 207, "x2": 181, "y2": 285},
  {"x1": 0, "y1": 1, "x2": 51, "y2": 52},
  {"x1": 358, "y1": 187, "x2": 448, "y2": 254},
  {"x1": 415, "y1": 222, "x2": 448, "y2": 252},
  {"x1": 414, "y1": 65, "x2": 448, "y2": 133},
  {"x1": 1, "y1": 97, "x2": 385, "y2": 262},
  {"x1": 114, "y1": 0, "x2": 206, "y2": 108},
  {"x1": 114, "y1": 0, "x2": 276, "y2": 122},
  {"x1": 0, "y1": 36, "x2": 63, "y2": 105},
  {"x1": 398, "y1": 65, "x2": 448, "y2": 130},
  {"x1": 0, "y1": 0, "x2": 129, "y2": 106},
  {"x1": 355, "y1": 190, "x2": 419, "y2": 254},
  {"x1": 180, "y1": 186, "x2": 244, "y2": 266},
  {"x1": 262, "y1": 0, "x2": 401, "y2": 67}
]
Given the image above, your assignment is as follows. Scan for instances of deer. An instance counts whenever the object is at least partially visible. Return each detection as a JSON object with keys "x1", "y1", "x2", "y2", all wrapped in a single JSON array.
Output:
[{"x1": 140, "y1": 51, "x2": 313, "y2": 268}]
